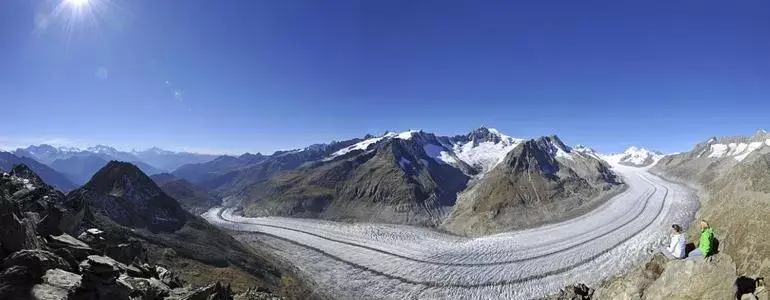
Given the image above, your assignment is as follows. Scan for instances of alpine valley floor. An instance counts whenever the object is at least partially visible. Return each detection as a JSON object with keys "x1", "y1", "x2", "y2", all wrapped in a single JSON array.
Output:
[{"x1": 203, "y1": 163, "x2": 699, "y2": 299}]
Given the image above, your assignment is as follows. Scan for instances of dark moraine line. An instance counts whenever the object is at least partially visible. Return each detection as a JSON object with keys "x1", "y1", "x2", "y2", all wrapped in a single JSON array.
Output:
[{"x1": 222, "y1": 181, "x2": 662, "y2": 267}]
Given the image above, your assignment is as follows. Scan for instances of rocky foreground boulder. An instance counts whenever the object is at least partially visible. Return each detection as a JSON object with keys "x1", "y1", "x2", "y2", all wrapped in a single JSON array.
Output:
[{"x1": 551, "y1": 253, "x2": 768, "y2": 300}]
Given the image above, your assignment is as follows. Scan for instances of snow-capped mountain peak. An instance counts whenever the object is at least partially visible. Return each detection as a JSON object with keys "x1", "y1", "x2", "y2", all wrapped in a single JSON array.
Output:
[
  {"x1": 538, "y1": 135, "x2": 573, "y2": 160},
  {"x1": 57, "y1": 146, "x2": 82, "y2": 152},
  {"x1": 135, "y1": 147, "x2": 173, "y2": 155},
  {"x1": 602, "y1": 146, "x2": 663, "y2": 167},
  {"x1": 466, "y1": 126, "x2": 520, "y2": 146},
  {"x1": 86, "y1": 144, "x2": 119, "y2": 154},
  {"x1": 572, "y1": 144, "x2": 596, "y2": 153},
  {"x1": 325, "y1": 128, "x2": 524, "y2": 174}
]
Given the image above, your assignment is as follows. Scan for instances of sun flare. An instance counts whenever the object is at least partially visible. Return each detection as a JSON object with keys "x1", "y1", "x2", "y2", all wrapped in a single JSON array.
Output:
[{"x1": 64, "y1": 0, "x2": 89, "y2": 7}]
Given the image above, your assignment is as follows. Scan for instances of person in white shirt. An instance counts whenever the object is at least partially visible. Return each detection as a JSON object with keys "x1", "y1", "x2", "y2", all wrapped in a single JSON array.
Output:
[{"x1": 660, "y1": 224, "x2": 686, "y2": 259}]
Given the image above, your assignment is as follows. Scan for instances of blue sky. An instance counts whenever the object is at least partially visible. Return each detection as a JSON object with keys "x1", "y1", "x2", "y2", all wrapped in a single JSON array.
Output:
[{"x1": 1, "y1": 0, "x2": 768, "y2": 154}]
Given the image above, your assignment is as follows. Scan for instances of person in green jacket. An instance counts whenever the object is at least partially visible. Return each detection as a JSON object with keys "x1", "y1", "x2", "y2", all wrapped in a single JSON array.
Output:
[{"x1": 688, "y1": 220, "x2": 714, "y2": 257}]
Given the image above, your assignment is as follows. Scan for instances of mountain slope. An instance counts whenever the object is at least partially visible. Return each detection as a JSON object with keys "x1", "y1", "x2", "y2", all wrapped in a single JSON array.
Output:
[
  {"x1": 442, "y1": 135, "x2": 622, "y2": 235},
  {"x1": 0, "y1": 151, "x2": 77, "y2": 191},
  {"x1": 242, "y1": 136, "x2": 470, "y2": 225},
  {"x1": 151, "y1": 173, "x2": 222, "y2": 215},
  {"x1": 652, "y1": 130, "x2": 770, "y2": 276},
  {"x1": 171, "y1": 153, "x2": 267, "y2": 184}
]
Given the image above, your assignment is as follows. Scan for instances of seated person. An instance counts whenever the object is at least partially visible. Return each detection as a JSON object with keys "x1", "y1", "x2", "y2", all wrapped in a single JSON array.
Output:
[
  {"x1": 660, "y1": 224, "x2": 686, "y2": 259},
  {"x1": 688, "y1": 220, "x2": 714, "y2": 258}
]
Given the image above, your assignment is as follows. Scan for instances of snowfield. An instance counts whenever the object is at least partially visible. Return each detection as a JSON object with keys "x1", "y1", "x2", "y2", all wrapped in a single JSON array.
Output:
[{"x1": 203, "y1": 164, "x2": 699, "y2": 299}]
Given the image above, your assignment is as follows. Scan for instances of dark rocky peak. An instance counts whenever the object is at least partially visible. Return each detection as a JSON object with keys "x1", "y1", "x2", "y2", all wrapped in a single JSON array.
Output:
[
  {"x1": 238, "y1": 152, "x2": 264, "y2": 161},
  {"x1": 503, "y1": 139, "x2": 561, "y2": 175},
  {"x1": 237, "y1": 152, "x2": 267, "y2": 165},
  {"x1": 69, "y1": 161, "x2": 187, "y2": 232},
  {"x1": 10, "y1": 164, "x2": 46, "y2": 187},
  {"x1": 402, "y1": 130, "x2": 441, "y2": 145},
  {"x1": 84, "y1": 161, "x2": 158, "y2": 194},
  {"x1": 448, "y1": 126, "x2": 511, "y2": 146},
  {"x1": 468, "y1": 126, "x2": 502, "y2": 142},
  {"x1": 1, "y1": 164, "x2": 65, "y2": 214},
  {"x1": 538, "y1": 135, "x2": 570, "y2": 151}
]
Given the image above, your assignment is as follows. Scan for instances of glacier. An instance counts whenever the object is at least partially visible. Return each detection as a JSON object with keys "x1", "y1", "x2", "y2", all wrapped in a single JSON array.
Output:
[{"x1": 203, "y1": 163, "x2": 699, "y2": 299}]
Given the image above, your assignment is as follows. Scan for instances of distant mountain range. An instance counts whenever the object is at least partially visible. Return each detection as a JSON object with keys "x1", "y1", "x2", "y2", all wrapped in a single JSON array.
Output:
[
  {"x1": 3, "y1": 129, "x2": 681, "y2": 235},
  {"x1": 10, "y1": 144, "x2": 218, "y2": 186}
]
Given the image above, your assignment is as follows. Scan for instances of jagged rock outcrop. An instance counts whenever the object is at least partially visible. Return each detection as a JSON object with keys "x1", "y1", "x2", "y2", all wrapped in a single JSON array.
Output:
[
  {"x1": 643, "y1": 255, "x2": 736, "y2": 299},
  {"x1": 546, "y1": 283, "x2": 594, "y2": 300},
  {"x1": 32, "y1": 268, "x2": 82, "y2": 299},
  {"x1": 592, "y1": 254, "x2": 746, "y2": 300},
  {"x1": 1, "y1": 152, "x2": 77, "y2": 191}
]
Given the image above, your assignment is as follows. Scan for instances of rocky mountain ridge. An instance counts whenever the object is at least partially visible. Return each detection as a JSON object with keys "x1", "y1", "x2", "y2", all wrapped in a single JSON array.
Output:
[
  {"x1": 227, "y1": 128, "x2": 622, "y2": 234},
  {"x1": 1, "y1": 151, "x2": 76, "y2": 191}
]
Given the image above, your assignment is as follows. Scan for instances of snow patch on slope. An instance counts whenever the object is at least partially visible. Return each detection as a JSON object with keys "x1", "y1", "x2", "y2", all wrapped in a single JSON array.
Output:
[
  {"x1": 327, "y1": 129, "x2": 523, "y2": 175},
  {"x1": 328, "y1": 135, "x2": 391, "y2": 159},
  {"x1": 705, "y1": 140, "x2": 768, "y2": 162},
  {"x1": 423, "y1": 144, "x2": 455, "y2": 165},
  {"x1": 396, "y1": 130, "x2": 419, "y2": 140}
]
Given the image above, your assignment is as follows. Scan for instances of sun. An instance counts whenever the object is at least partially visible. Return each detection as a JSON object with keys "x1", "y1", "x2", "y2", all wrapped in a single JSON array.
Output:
[{"x1": 64, "y1": 0, "x2": 89, "y2": 7}]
